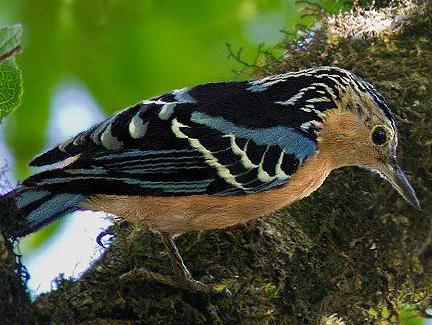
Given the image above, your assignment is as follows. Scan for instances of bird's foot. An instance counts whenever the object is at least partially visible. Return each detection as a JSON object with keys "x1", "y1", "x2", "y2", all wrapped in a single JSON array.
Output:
[
  {"x1": 118, "y1": 268, "x2": 231, "y2": 296},
  {"x1": 175, "y1": 275, "x2": 231, "y2": 296}
]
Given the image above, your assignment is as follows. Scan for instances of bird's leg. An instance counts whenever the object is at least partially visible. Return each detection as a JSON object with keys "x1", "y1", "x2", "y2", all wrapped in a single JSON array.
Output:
[
  {"x1": 119, "y1": 232, "x2": 229, "y2": 295},
  {"x1": 159, "y1": 232, "x2": 193, "y2": 281},
  {"x1": 159, "y1": 232, "x2": 227, "y2": 293}
]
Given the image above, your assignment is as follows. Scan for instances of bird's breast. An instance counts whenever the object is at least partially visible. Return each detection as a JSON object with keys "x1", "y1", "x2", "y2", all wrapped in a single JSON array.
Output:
[{"x1": 82, "y1": 149, "x2": 333, "y2": 235}]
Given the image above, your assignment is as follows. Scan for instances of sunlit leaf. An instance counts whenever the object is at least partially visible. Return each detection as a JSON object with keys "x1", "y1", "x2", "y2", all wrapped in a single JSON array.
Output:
[
  {"x1": 400, "y1": 307, "x2": 425, "y2": 325},
  {"x1": 0, "y1": 57, "x2": 22, "y2": 122}
]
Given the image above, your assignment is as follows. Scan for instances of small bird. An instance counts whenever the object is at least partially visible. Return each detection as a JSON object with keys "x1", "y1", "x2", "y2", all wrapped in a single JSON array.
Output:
[{"x1": 2, "y1": 66, "x2": 420, "y2": 293}]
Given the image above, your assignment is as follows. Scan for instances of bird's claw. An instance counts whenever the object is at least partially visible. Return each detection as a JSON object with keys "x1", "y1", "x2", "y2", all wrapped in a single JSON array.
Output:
[
  {"x1": 176, "y1": 276, "x2": 232, "y2": 296},
  {"x1": 118, "y1": 268, "x2": 231, "y2": 296}
]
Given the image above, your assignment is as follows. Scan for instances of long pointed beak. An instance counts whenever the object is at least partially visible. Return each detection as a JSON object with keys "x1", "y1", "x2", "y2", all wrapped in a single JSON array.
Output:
[{"x1": 381, "y1": 161, "x2": 421, "y2": 210}]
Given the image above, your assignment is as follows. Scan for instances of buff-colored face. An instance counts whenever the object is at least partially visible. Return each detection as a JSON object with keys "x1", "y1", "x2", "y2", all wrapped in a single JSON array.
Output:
[{"x1": 320, "y1": 89, "x2": 420, "y2": 209}]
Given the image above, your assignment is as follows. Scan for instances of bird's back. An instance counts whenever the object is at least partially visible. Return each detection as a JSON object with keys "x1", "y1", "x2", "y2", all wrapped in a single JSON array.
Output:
[{"x1": 24, "y1": 68, "x2": 345, "y2": 197}]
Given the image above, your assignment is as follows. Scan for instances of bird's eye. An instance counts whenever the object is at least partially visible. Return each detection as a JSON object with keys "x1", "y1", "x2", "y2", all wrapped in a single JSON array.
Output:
[{"x1": 371, "y1": 126, "x2": 388, "y2": 145}]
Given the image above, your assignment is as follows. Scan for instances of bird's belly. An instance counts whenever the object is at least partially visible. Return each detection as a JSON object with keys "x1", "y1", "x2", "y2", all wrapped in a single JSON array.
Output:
[
  {"x1": 81, "y1": 152, "x2": 332, "y2": 235},
  {"x1": 83, "y1": 193, "x2": 285, "y2": 234}
]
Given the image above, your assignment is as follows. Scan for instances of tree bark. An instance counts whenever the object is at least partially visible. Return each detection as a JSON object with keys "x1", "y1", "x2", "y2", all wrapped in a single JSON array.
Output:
[{"x1": 2, "y1": 1, "x2": 432, "y2": 324}]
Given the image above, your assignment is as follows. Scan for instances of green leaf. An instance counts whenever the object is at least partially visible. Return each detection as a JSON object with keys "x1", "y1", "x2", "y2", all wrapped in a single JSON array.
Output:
[
  {"x1": 0, "y1": 24, "x2": 22, "y2": 62},
  {"x1": 0, "y1": 24, "x2": 23, "y2": 122},
  {"x1": 0, "y1": 58, "x2": 22, "y2": 122}
]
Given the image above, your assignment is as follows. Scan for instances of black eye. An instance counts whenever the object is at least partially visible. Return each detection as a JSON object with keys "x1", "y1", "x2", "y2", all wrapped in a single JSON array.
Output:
[{"x1": 371, "y1": 126, "x2": 388, "y2": 145}]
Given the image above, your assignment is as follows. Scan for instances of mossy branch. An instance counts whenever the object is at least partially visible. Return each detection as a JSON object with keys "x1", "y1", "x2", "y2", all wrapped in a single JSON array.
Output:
[{"x1": 0, "y1": 199, "x2": 33, "y2": 324}]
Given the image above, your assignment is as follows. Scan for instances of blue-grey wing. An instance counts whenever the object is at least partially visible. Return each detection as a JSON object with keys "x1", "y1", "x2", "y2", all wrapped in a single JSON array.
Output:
[{"x1": 26, "y1": 76, "x2": 329, "y2": 196}]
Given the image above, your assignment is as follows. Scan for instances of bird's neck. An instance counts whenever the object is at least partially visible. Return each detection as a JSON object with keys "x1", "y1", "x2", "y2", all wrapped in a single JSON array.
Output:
[
  {"x1": 269, "y1": 147, "x2": 333, "y2": 209},
  {"x1": 267, "y1": 108, "x2": 370, "y2": 210}
]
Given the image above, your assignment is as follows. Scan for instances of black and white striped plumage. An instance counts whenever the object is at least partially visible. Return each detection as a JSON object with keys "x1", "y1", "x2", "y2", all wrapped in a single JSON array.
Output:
[{"x1": 24, "y1": 66, "x2": 393, "y2": 197}]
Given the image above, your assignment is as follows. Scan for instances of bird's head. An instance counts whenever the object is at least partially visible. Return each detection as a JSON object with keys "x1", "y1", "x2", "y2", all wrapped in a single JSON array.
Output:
[{"x1": 316, "y1": 71, "x2": 420, "y2": 209}]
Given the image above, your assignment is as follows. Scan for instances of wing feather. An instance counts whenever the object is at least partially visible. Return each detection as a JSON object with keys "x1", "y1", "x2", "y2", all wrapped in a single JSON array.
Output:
[{"x1": 26, "y1": 76, "x2": 330, "y2": 196}]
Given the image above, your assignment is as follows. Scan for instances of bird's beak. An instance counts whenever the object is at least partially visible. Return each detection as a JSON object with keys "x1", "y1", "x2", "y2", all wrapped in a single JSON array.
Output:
[{"x1": 380, "y1": 160, "x2": 421, "y2": 210}]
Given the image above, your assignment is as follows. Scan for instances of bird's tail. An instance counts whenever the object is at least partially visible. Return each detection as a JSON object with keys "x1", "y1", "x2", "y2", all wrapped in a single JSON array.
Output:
[{"x1": 1, "y1": 186, "x2": 87, "y2": 237}]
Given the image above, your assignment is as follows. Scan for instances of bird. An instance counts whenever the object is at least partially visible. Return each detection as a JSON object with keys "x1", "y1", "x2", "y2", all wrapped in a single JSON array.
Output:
[{"x1": 1, "y1": 66, "x2": 420, "y2": 293}]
